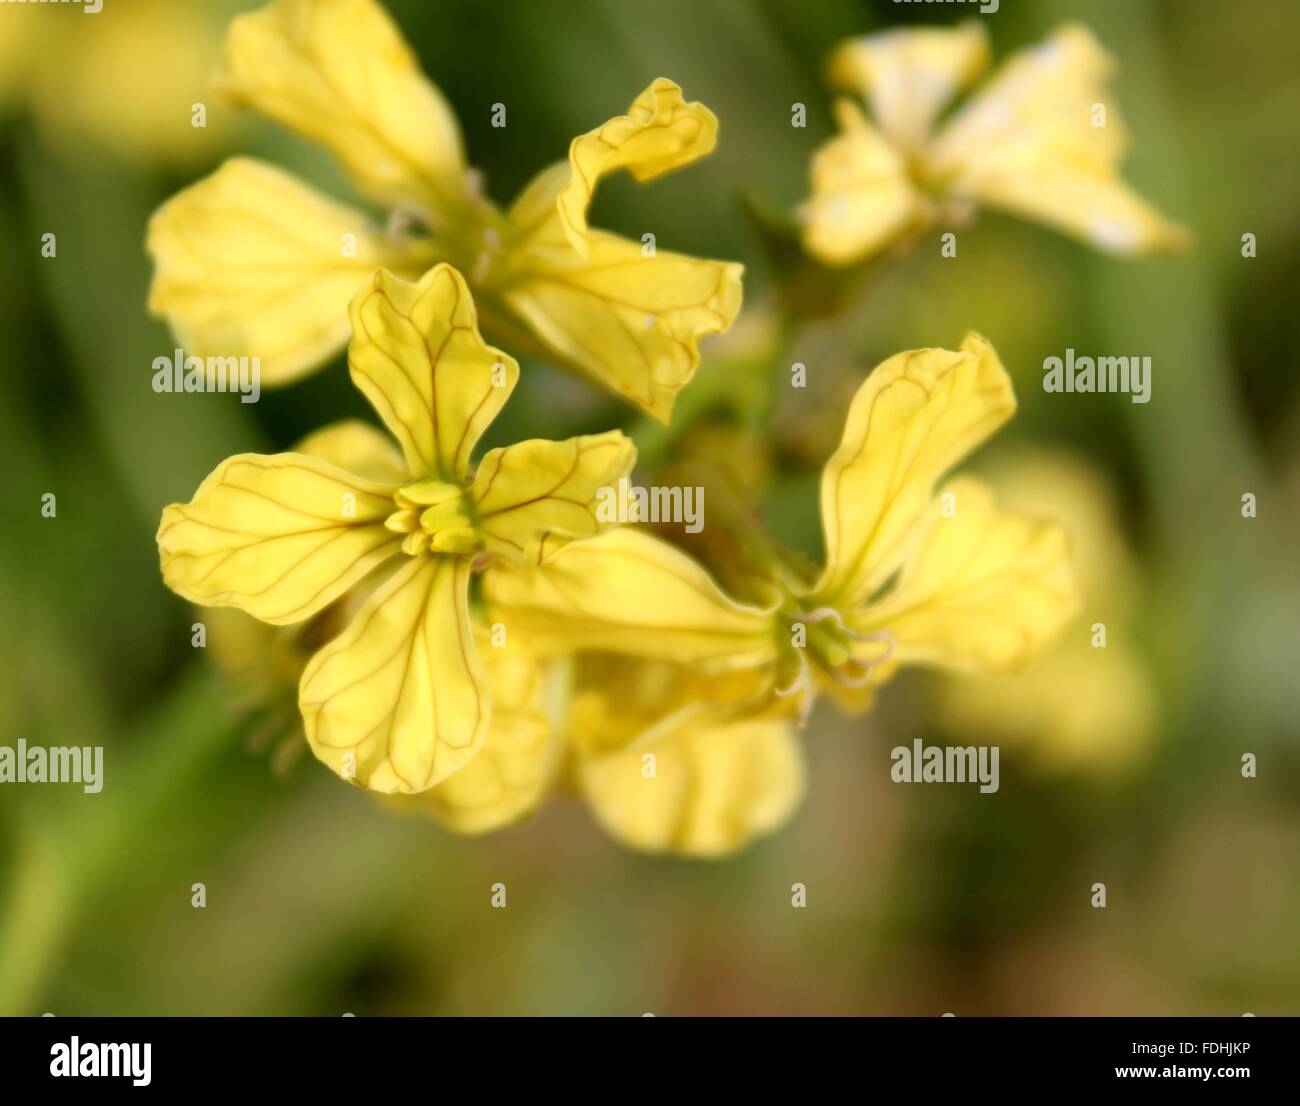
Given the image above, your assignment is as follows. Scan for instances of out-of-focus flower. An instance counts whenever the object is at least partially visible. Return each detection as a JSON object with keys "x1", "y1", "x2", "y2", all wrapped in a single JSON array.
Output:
[
  {"x1": 147, "y1": 0, "x2": 742, "y2": 418},
  {"x1": 488, "y1": 334, "x2": 1079, "y2": 726},
  {"x1": 800, "y1": 22, "x2": 1187, "y2": 265},
  {"x1": 0, "y1": 12, "x2": 33, "y2": 107},
  {"x1": 1, "y1": 0, "x2": 235, "y2": 165},
  {"x1": 157, "y1": 264, "x2": 634, "y2": 793},
  {"x1": 934, "y1": 449, "x2": 1158, "y2": 771}
]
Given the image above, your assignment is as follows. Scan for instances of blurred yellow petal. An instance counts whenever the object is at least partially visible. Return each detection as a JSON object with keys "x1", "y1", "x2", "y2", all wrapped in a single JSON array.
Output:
[
  {"x1": 294, "y1": 420, "x2": 409, "y2": 484},
  {"x1": 938, "y1": 638, "x2": 1157, "y2": 773},
  {"x1": 953, "y1": 165, "x2": 1186, "y2": 255},
  {"x1": 147, "y1": 158, "x2": 426, "y2": 386},
  {"x1": 27, "y1": 0, "x2": 233, "y2": 166},
  {"x1": 934, "y1": 446, "x2": 1154, "y2": 771},
  {"x1": 0, "y1": 11, "x2": 39, "y2": 105},
  {"x1": 392, "y1": 630, "x2": 562, "y2": 833},
  {"x1": 929, "y1": 26, "x2": 1123, "y2": 175},
  {"x1": 974, "y1": 447, "x2": 1140, "y2": 613},
  {"x1": 502, "y1": 189, "x2": 742, "y2": 421},
  {"x1": 926, "y1": 25, "x2": 1186, "y2": 254},
  {"x1": 799, "y1": 99, "x2": 926, "y2": 266},
  {"x1": 202, "y1": 606, "x2": 287, "y2": 705},
  {"x1": 300, "y1": 555, "x2": 487, "y2": 792},
  {"x1": 485, "y1": 528, "x2": 777, "y2": 671},
  {"x1": 157, "y1": 453, "x2": 401, "y2": 625},
  {"x1": 568, "y1": 655, "x2": 773, "y2": 759},
  {"x1": 216, "y1": 0, "x2": 466, "y2": 213},
  {"x1": 556, "y1": 77, "x2": 719, "y2": 255},
  {"x1": 811, "y1": 334, "x2": 1016, "y2": 611},
  {"x1": 348, "y1": 265, "x2": 518, "y2": 480},
  {"x1": 854, "y1": 478, "x2": 1078, "y2": 672},
  {"x1": 828, "y1": 21, "x2": 989, "y2": 151},
  {"x1": 578, "y1": 716, "x2": 804, "y2": 858},
  {"x1": 470, "y1": 432, "x2": 636, "y2": 565}
]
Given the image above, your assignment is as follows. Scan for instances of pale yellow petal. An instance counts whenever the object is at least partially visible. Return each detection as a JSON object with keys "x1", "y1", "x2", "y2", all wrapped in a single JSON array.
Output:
[
  {"x1": 931, "y1": 447, "x2": 1153, "y2": 770},
  {"x1": 491, "y1": 78, "x2": 740, "y2": 419},
  {"x1": 828, "y1": 21, "x2": 989, "y2": 150},
  {"x1": 484, "y1": 528, "x2": 777, "y2": 671},
  {"x1": 578, "y1": 716, "x2": 804, "y2": 858},
  {"x1": 500, "y1": 227, "x2": 742, "y2": 422},
  {"x1": 568, "y1": 655, "x2": 777, "y2": 759},
  {"x1": 196, "y1": 423, "x2": 407, "y2": 707},
  {"x1": 216, "y1": 0, "x2": 466, "y2": 212},
  {"x1": 556, "y1": 77, "x2": 718, "y2": 255},
  {"x1": 294, "y1": 419, "x2": 409, "y2": 484},
  {"x1": 157, "y1": 452, "x2": 401, "y2": 625},
  {"x1": 926, "y1": 25, "x2": 1186, "y2": 253},
  {"x1": 348, "y1": 265, "x2": 518, "y2": 480},
  {"x1": 0, "y1": 9, "x2": 40, "y2": 104},
  {"x1": 469, "y1": 432, "x2": 636, "y2": 565},
  {"x1": 391, "y1": 630, "x2": 562, "y2": 833},
  {"x1": 300, "y1": 555, "x2": 487, "y2": 792},
  {"x1": 27, "y1": 0, "x2": 233, "y2": 166},
  {"x1": 928, "y1": 26, "x2": 1124, "y2": 177},
  {"x1": 147, "y1": 158, "x2": 426, "y2": 386},
  {"x1": 811, "y1": 333, "x2": 1016, "y2": 610},
  {"x1": 938, "y1": 638, "x2": 1156, "y2": 773},
  {"x1": 853, "y1": 477, "x2": 1078, "y2": 672},
  {"x1": 972, "y1": 447, "x2": 1139, "y2": 612},
  {"x1": 799, "y1": 99, "x2": 926, "y2": 266},
  {"x1": 951, "y1": 165, "x2": 1187, "y2": 255}
]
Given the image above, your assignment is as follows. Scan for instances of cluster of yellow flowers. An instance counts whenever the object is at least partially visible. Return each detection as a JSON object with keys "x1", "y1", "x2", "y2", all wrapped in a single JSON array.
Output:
[{"x1": 153, "y1": 0, "x2": 1180, "y2": 856}]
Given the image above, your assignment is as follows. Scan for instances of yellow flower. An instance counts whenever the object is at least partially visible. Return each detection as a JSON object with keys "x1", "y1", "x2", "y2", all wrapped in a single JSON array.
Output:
[
  {"x1": 934, "y1": 449, "x2": 1157, "y2": 771},
  {"x1": 198, "y1": 420, "x2": 569, "y2": 830},
  {"x1": 800, "y1": 22, "x2": 1186, "y2": 265},
  {"x1": 147, "y1": 0, "x2": 742, "y2": 419},
  {"x1": 487, "y1": 335, "x2": 1079, "y2": 720},
  {"x1": 157, "y1": 264, "x2": 634, "y2": 793}
]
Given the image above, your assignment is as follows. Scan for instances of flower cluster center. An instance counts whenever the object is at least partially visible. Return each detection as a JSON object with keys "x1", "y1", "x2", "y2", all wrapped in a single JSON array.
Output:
[
  {"x1": 777, "y1": 606, "x2": 895, "y2": 694},
  {"x1": 385, "y1": 479, "x2": 482, "y2": 557}
]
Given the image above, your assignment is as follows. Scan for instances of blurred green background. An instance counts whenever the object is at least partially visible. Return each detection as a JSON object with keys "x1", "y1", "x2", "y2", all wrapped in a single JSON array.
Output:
[{"x1": 1, "y1": 0, "x2": 1297, "y2": 1015}]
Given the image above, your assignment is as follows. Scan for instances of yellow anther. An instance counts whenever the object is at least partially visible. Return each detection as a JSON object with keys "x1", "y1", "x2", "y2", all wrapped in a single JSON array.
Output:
[
  {"x1": 401, "y1": 530, "x2": 432, "y2": 557},
  {"x1": 383, "y1": 508, "x2": 421, "y2": 534},
  {"x1": 397, "y1": 479, "x2": 464, "y2": 507},
  {"x1": 388, "y1": 480, "x2": 483, "y2": 557}
]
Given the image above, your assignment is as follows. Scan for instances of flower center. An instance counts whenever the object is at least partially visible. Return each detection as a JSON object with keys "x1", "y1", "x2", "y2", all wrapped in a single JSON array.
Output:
[
  {"x1": 776, "y1": 606, "x2": 895, "y2": 696},
  {"x1": 384, "y1": 479, "x2": 482, "y2": 557}
]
